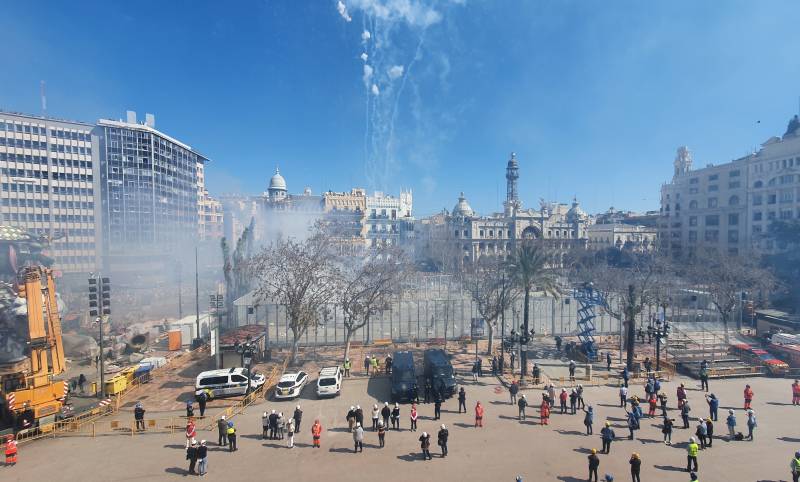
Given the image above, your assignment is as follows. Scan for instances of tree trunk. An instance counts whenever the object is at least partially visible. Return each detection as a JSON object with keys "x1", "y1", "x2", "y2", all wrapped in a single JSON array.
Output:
[
  {"x1": 625, "y1": 285, "x2": 636, "y2": 371},
  {"x1": 343, "y1": 329, "x2": 353, "y2": 363},
  {"x1": 722, "y1": 315, "x2": 730, "y2": 344},
  {"x1": 521, "y1": 288, "x2": 530, "y2": 376},
  {"x1": 485, "y1": 321, "x2": 494, "y2": 356},
  {"x1": 289, "y1": 326, "x2": 303, "y2": 366}
]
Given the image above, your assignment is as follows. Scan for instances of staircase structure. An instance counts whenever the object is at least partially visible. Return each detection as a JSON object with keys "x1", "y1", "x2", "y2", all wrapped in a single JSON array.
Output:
[
  {"x1": 573, "y1": 285, "x2": 605, "y2": 361},
  {"x1": 666, "y1": 322, "x2": 765, "y2": 378}
]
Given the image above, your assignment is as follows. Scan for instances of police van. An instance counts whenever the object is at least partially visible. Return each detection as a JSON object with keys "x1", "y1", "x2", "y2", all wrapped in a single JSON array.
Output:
[
  {"x1": 316, "y1": 366, "x2": 343, "y2": 398},
  {"x1": 195, "y1": 368, "x2": 266, "y2": 398}
]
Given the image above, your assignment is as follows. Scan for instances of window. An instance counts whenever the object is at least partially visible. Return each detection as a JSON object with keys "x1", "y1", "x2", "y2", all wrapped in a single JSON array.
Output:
[
  {"x1": 705, "y1": 215, "x2": 720, "y2": 226},
  {"x1": 780, "y1": 190, "x2": 793, "y2": 203},
  {"x1": 729, "y1": 170, "x2": 740, "y2": 177},
  {"x1": 753, "y1": 211, "x2": 762, "y2": 221},
  {"x1": 689, "y1": 200, "x2": 698, "y2": 209},
  {"x1": 728, "y1": 230, "x2": 739, "y2": 243},
  {"x1": 753, "y1": 194, "x2": 763, "y2": 206},
  {"x1": 708, "y1": 174, "x2": 719, "y2": 181},
  {"x1": 689, "y1": 216, "x2": 697, "y2": 226},
  {"x1": 768, "y1": 194, "x2": 777, "y2": 205},
  {"x1": 689, "y1": 187, "x2": 699, "y2": 195},
  {"x1": 754, "y1": 180, "x2": 763, "y2": 188},
  {"x1": 688, "y1": 231, "x2": 697, "y2": 242},
  {"x1": 729, "y1": 195, "x2": 740, "y2": 206},
  {"x1": 753, "y1": 225, "x2": 762, "y2": 234},
  {"x1": 690, "y1": 178, "x2": 699, "y2": 184},
  {"x1": 780, "y1": 210, "x2": 793, "y2": 220},
  {"x1": 768, "y1": 211, "x2": 776, "y2": 220},
  {"x1": 708, "y1": 185, "x2": 719, "y2": 192},
  {"x1": 728, "y1": 213, "x2": 739, "y2": 225},
  {"x1": 704, "y1": 230, "x2": 719, "y2": 242},
  {"x1": 729, "y1": 181, "x2": 740, "y2": 189},
  {"x1": 707, "y1": 198, "x2": 718, "y2": 208}
]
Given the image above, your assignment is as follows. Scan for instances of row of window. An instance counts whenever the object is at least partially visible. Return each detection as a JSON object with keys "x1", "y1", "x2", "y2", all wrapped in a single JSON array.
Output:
[
  {"x1": 2, "y1": 168, "x2": 94, "y2": 182},
  {"x1": 753, "y1": 157, "x2": 800, "y2": 173},
  {"x1": 0, "y1": 122, "x2": 92, "y2": 141},
  {"x1": 1, "y1": 183, "x2": 94, "y2": 196},
  {"x1": 51, "y1": 242, "x2": 95, "y2": 251},
  {"x1": 686, "y1": 230, "x2": 739, "y2": 243},
  {"x1": 0, "y1": 198, "x2": 94, "y2": 209},
  {"x1": 753, "y1": 209, "x2": 799, "y2": 222},
  {"x1": 0, "y1": 153, "x2": 93, "y2": 167},
  {"x1": 753, "y1": 175, "x2": 799, "y2": 188},
  {"x1": 2, "y1": 213, "x2": 94, "y2": 223}
]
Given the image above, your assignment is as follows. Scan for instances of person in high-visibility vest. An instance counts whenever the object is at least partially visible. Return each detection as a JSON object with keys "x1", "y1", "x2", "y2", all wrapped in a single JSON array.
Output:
[
  {"x1": 4, "y1": 434, "x2": 18, "y2": 466},
  {"x1": 790, "y1": 450, "x2": 800, "y2": 482},
  {"x1": 686, "y1": 437, "x2": 699, "y2": 472},
  {"x1": 311, "y1": 419, "x2": 322, "y2": 448},
  {"x1": 226, "y1": 421, "x2": 237, "y2": 452},
  {"x1": 343, "y1": 359, "x2": 351, "y2": 378}
]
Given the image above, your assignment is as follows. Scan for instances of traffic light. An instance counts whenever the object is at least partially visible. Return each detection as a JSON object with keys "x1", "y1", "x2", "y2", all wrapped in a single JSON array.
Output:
[
  {"x1": 88, "y1": 277, "x2": 98, "y2": 317},
  {"x1": 101, "y1": 277, "x2": 111, "y2": 315}
]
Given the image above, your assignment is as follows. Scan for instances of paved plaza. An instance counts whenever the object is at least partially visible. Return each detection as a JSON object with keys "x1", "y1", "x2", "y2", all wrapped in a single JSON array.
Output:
[{"x1": 5, "y1": 372, "x2": 800, "y2": 481}]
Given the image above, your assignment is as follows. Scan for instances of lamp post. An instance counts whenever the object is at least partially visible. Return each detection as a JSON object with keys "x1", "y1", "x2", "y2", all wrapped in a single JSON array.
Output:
[{"x1": 653, "y1": 300, "x2": 671, "y2": 372}]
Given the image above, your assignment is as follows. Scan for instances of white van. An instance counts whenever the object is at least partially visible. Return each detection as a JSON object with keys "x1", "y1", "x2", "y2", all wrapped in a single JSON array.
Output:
[
  {"x1": 316, "y1": 366, "x2": 343, "y2": 398},
  {"x1": 195, "y1": 368, "x2": 266, "y2": 398}
]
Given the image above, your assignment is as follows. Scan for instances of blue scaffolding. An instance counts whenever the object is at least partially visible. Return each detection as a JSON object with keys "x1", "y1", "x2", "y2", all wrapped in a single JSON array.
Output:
[{"x1": 573, "y1": 284, "x2": 606, "y2": 361}]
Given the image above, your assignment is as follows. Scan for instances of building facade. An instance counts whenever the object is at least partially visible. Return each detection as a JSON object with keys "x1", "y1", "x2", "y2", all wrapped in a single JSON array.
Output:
[
  {"x1": 659, "y1": 115, "x2": 800, "y2": 256},
  {"x1": 586, "y1": 223, "x2": 657, "y2": 252},
  {"x1": 0, "y1": 111, "x2": 101, "y2": 275},
  {"x1": 96, "y1": 112, "x2": 209, "y2": 271},
  {"x1": 365, "y1": 190, "x2": 414, "y2": 247}
]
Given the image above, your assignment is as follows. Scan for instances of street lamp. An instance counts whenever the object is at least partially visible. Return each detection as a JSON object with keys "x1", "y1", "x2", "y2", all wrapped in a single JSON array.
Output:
[{"x1": 651, "y1": 307, "x2": 671, "y2": 372}]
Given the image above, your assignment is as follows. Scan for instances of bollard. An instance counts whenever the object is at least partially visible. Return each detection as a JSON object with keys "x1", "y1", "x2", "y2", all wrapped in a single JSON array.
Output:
[{"x1": 92, "y1": 422, "x2": 96, "y2": 437}]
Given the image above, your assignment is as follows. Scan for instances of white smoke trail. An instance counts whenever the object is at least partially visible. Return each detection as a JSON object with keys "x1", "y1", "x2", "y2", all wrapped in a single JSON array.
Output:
[{"x1": 337, "y1": 1, "x2": 352, "y2": 22}]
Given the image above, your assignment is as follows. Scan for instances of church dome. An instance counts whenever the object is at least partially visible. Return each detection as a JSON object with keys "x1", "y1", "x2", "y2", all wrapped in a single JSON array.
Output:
[
  {"x1": 452, "y1": 192, "x2": 475, "y2": 218},
  {"x1": 269, "y1": 168, "x2": 287, "y2": 191},
  {"x1": 567, "y1": 197, "x2": 586, "y2": 222}
]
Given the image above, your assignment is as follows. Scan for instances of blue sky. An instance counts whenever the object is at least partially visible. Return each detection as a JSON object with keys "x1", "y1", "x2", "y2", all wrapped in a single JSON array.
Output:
[{"x1": 3, "y1": 1, "x2": 800, "y2": 216}]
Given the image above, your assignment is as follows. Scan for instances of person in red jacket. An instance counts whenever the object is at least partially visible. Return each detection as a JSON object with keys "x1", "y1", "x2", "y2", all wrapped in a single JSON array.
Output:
[
  {"x1": 792, "y1": 379, "x2": 800, "y2": 406},
  {"x1": 4, "y1": 435, "x2": 17, "y2": 466},
  {"x1": 475, "y1": 401, "x2": 484, "y2": 428},
  {"x1": 744, "y1": 384, "x2": 754, "y2": 410},
  {"x1": 540, "y1": 394, "x2": 551, "y2": 425},
  {"x1": 311, "y1": 419, "x2": 322, "y2": 448}
]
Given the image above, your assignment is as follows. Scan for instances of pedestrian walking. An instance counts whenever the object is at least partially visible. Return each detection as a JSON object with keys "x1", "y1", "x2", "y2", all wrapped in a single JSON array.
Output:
[
  {"x1": 226, "y1": 421, "x2": 237, "y2": 451},
  {"x1": 569, "y1": 360, "x2": 576, "y2": 381},
  {"x1": 343, "y1": 358, "x2": 351, "y2": 377},
  {"x1": 197, "y1": 440, "x2": 208, "y2": 476},
  {"x1": 726, "y1": 409, "x2": 737, "y2": 439},
  {"x1": 619, "y1": 385, "x2": 628, "y2": 408},
  {"x1": 559, "y1": 388, "x2": 568, "y2": 414},
  {"x1": 371, "y1": 404, "x2": 380, "y2": 431},
  {"x1": 381, "y1": 402, "x2": 391, "y2": 428},
  {"x1": 540, "y1": 394, "x2": 551, "y2": 425},
  {"x1": 746, "y1": 409, "x2": 757, "y2": 440},
  {"x1": 705, "y1": 418, "x2": 713, "y2": 448},
  {"x1": 311, "y1": 419, "x2": 322, "y2": 448},
  {"x1": 662, "y1": 417, "x2": 674, "y2": 445},
  {"x1": 377, "y1": 420, "x2": 386, "y2": 447},
  {"x1": 286, "y1": 418, "x2": 295, "y2": 448},
  {"x1": 185, "y1": 420, "x2": 197, "y2": 449},
  {"x1": 686, "y1": 437, "x2": 699, "y2": 472},
  {"x1": 371, "y1": 355, "x2": 379, "y2": 375},
  {"x1": 569, "y1": 389, "x2": 578, "y2": 414},
  {"x1": 677, "y1": 384, "x2": 687, "y2": 408},
  {"x1": 518, "y1": 394, "x2": 528, "y2": 420},
  {"x1": 790, "y1": 450, "x2": 800, "y2": 482},
  {"x1": 391, "y1": 403, "x2": 400, "y2": 430},
  {"x1": 293, "y1": 405, "x2": 303, "y2": 433},
  {"x1": 438, "y1": 424, "x2": 449, "y2": 457},
  {"x1": 658, "y1": 392, "x2": 668, "y2": 418},
  {"x1": 577, "y1": 384, "x2": 585, "y2": 409},
  {"x1": 600, "y1": 421, "x2": 615, "y2": 454},
  {"x1": 346, "y1": 406, "x2": 356, "y2": 431},
  {"x1": 277, "y1": 412, "x2": 285, "y2": 440},
  {"x1": 134, "y1": 402, "x2": 146, "y2": 431},
  {"x1": 629, "y1": 453, "x2": 641, "y2": 482},
  {"x1": 4, "y1": 435, "x2": 18, "y2": 466},
  {"x1": 533, "y1": 364, "x2": 541, "y2": 385},
  {"x1": 364, "y1": 355, "x2": 371, "y2": 376},
  {"x1": 621, "y1": 367, "x2": 629, "y2": 388},
  {"x1": 743, "y1": 384, "x2": 754, "y2": 410},
  {"x1": 475, "y1": 401, "x2": 485, "y2": 427},
  {"x1": 625, "y1": 410, "x2": 639, "y2": 440},
  {"x1": 410, "y1": 404, "x2": 418, "y2": 431},
  {"x1": 588, "y1": 448, "x2": 600, "y2": 482},
  {"x1": 353, "y1": 422, "x2": 364, "y2": 453},
  {"x1": 419, "y1": 431, "x2": 432, "y2": 460},
  {"x1": 491, "y1": 356, "x2": 498, "y2": 376},
  {"x1": 695, "y1": 420, "x2": 707, "y2": 449},
  {"x1": 606, "y1": 352, "x2": 612, "y2": 371},
  {"x1": 472, "y1": 360, "x2": 479, "y2": 382},
  {"x1": 217, "y1": 416, "x2": 227, "y2": 446},
  {"x1": 78, "y1": 373, "x2": 86, "y2": 393},
  {"x1": 478, "y1": 357, "x2": 484, "y2": 377},
  {"x1": 582, "y1": 406, "x2": 594, "y2": 435},
  {"x1": 509, "y1": 380, "x2": 519, "y2": 405},
  {"x1": 647, "y1": 393, "x2": 657, "y2": 417},
  {"x1": 434, "y1": 394, "x2": 442, "y2": 420},
  {"x1": 186, "y1": 440, "x2": 198, "y2": 475},
  {"x1": 699, "y1": 362, "x2": 709, "y2": 392},
  {"x1": 681, "y1": 401, "x2": 691, "y2": 429},
  {"x1": 792, "y1": 379, "x2": 800, "y2": 406},
  {"x1": 196, "y1": 389, "x2": 208, "y2": 418},
  {"x1": 458, "y1": 387, "x2": 467, "y2": 413}
]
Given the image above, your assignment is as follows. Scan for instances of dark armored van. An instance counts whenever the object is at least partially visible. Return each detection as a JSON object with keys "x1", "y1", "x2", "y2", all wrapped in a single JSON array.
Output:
[
  {"x1": 423, "y1": 349, "x2": 456, "y2": 397},
  {"x1": 390, "y1": 351, "x2": 418, "y2": 403}
]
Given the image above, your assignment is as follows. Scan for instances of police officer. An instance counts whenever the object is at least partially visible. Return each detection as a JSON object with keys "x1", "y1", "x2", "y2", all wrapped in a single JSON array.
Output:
[
  {"x1": 437, "y1": 424, "x2": 449, "y2": 457},
  {"x1": 458, "y1": 387, "x2": 467, "y2": 413}
]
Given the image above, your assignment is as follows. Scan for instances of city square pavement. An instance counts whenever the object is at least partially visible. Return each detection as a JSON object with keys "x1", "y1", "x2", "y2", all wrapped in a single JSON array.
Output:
[{"x1": 5, "y1": 371, "x2": 800, "y2": 481}]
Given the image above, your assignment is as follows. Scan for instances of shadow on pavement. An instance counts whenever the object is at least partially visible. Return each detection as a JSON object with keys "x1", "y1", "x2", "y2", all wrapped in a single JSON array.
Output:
[
  {"x1": 490, "y1": 400, "x2": 511, "y2": 406},
  {"x1": 766, "y1": 402, "x2": 794, "y2": 406},
  {"x1": 556, "y1": 477, "x2": 586, "y2": 482},
  {"x1": 572, "y1": 447, "x2": 593, "y2": 454},
  {"x1": 397, "y1": 452, "x2": 421, "y2": 462},
  {"x1": 329, "y1": 447, "x2": 354, "y2": 453},
  {"x1": 453, "y1": 422, "x2": 473, "y2": 428},
  {"x1": 367, "y1": 377, "x2": 392, "y2": 402},
  {"x1": 164, "y1": 467, "x2": 186, "y2": 475},
  {"x1": 778, "y1": 436, "x2": 800, "y2": 443},
  {"x1": 556, "y1": 429, "x2": 583, "y2": 436},
  {"x1": 163, "y1": 444, "x2": 184, "y2": 450},
  {"x1": 654, "y1": 464, "x2": 688, "y2": 472}
]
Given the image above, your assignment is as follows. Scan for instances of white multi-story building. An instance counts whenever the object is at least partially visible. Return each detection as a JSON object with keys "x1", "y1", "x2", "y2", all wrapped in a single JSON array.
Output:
[
  {"x1": 0, "y1": 111, "x2": 101, "y2": 275},
  {"x1": 586, "y1": 223, "x2": 657, "y2": 252},
  {"x1": 659, "y1": 114, "x2": 800, "y2": 256},
  {"x1": 365, "y1": 190, "x2": 413, "y2": 247}
]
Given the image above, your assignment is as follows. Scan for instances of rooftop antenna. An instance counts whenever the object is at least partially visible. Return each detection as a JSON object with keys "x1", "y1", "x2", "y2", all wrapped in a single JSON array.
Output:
[{"x1": 40, "y1": 80, "x2": 47, "y2": 116}]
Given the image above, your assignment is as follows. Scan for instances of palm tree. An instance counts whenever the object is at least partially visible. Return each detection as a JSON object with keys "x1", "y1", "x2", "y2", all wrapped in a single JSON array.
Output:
[{"x1": 506, "y1": 242, "x2": 559, "y2": 376}]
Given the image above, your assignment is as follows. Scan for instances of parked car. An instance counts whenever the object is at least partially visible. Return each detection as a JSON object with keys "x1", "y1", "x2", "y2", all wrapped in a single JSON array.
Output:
[
  {"x1": 423, "y1": 349, "x2": 456, "y2": 398},
  {"x1": 391, "y1": 351, "x2": 418, "y2": 403},
  {"x1": 195, "y1": 368, "x2": 266, "y2": 398},
  {"x1": 316, "y1": 366, "x2": 343, "y2": 398},
  {"x1": 274, "y1": 371, "x2": 309, "y2": 400}
]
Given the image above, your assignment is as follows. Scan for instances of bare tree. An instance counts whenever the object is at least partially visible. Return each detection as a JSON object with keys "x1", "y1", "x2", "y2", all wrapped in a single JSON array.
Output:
[
  {"x1": 252, "y1": 232, "x2": 340, "y2": 365},
  {"x1": 685, "y1": 248, "x2": 775, "y2": 342},
  {"x1": 463, "y1": 257, "x2": 518, "y2": 356},
  {"x1": 337, "y1": 247, "x2": 409, "y2": 363},
  {"x1": 575, "y1": 252, "x2": 666, "y2": 369}
]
